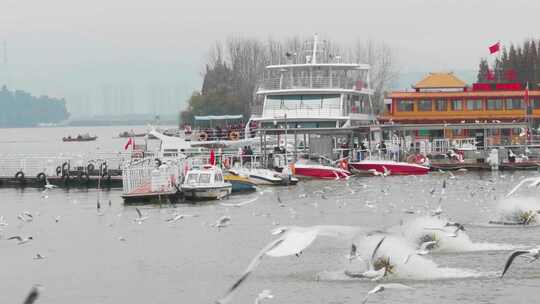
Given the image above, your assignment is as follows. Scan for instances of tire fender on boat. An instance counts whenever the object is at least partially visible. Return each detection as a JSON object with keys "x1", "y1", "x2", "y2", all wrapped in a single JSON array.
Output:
[
  {"x1": 87, "y1": 163, "x2": 95, "y2": 172},
  {"x1": 36, "y1": 172, "x2": 46, "y2": 182},
  {"x1": 61, "y1": 162, "x2": 70, "y2": 175},
  {"x1": 15, "y1": 171, "x2": 25, "y2": 181},
  {"x1": 198, "y1": 132, "x2": 208, "y2": 141}
]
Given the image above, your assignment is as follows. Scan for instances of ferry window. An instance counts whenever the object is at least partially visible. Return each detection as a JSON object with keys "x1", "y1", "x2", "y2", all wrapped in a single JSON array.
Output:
[
  {"x1": 534, "y1": 99, "x2": 540, "y2": 109},
  {"x1": 282, "y1": 95, "x2": 301, "y2": 109},
  {"x1": 435, "y1": 100, "x2": 447, "y2": 111},
  {"x1": 199, "y1": 173, "x2": 211, "y2": 184},
  {"x1": 302, "y1": 95, "x2": 322, "y2": 108},
  {"x1": 467, "y1": 100, "x2": 483, "y2": 111},
  {"x1": 505, "y1": 99, "x2": 523, "y2": 110},
  {"x1": 321, "y1": 94, "x2": 341, "y2": 109},
  {"x1": 265, "y1": 96, "x2": 282, "y2": 109},
  {"x1": 186, "y1": 173, "x2": 199, "y2": 184},
  {"x1": 418, "y1": 100, "x2": 432, "y2": 111},
  {"x1": 487, "y1": 99, "x2": 503, "y2": 110},
  {"x1": 397, "y1": 100, "x2": 414, "y2": 112},
  {"x1": 451, "y1": 100, "x2": 463, "y2": 111}
]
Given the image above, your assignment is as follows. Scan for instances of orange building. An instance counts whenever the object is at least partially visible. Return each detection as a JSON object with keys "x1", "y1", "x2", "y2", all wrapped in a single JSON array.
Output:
[{"x1": 380, "y1": 73, "x2": 540, "y2": 127}]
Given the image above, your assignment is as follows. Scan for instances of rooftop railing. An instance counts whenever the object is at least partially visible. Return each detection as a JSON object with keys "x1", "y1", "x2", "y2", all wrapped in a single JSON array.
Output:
[{"x1": 258, "y1": 76, "x2": 366, "y2": 91}]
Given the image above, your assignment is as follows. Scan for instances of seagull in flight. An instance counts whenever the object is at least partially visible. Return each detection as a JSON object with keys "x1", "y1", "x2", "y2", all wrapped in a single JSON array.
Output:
[
  {"x1": 362, "y1": 283, "x2": 413, "y2": 304},
  {"x1": 344, "y1": 237, "x2": 388, "y2": 281},
  {"x1": 424, "y1": 224, "x2": 465, "y2": 238},
  {"x1": 213, "y1": 216, "x2": 231, "y2": 229},
  {"x1": 18, "y1": 212, "x2": 33, "y2": 223},
  {"x1": 216, "y1": 225, "x2": 367, "y2": 304},
  {"x1": 254, "y1": 289, "x2": 274, "y2": 304},
  {"x1": 166, "y1": 213, "x2": 199, "y2": 223},
  {"x1": 368, "y1": 166, "x2": 390, "y2": 177},
  {"x1": 133, "y1": 208, "x2": 149, "y2": 224},
  {"x1": 23, "y1": 285, "x2": 43, "y2": 304},
  {"x1": 506, "y1": 176, "x2": 540, "y2": 197},
  {"x1": 44, "y1": 178, "x2": 57, "y2": 190},
  {"x1": 404, "y1": 240, "x2": 438, "y2": 264},
  {"x1": 0, "y1": 216, "x2": 8, "y2": 226},
  {"x1": 34, "y1": 253, "x2": 46, "y2": 260},
  {"x1": 8, "y1": 236, "x2": 33, "y2": 245},
  {"x1": 501, "y1": 247, "x2": 540, "y2": 278}
]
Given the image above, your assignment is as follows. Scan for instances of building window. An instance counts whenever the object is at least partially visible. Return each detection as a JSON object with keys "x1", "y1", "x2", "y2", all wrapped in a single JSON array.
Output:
[
  {"x1": 435, "y1": 100, "x2": 447, "y2": 111},
  {"x1": 487, "y1": 99, "x2": 503, "y2": 110},
  {"x1": 397, "y1": 100, "x2": 414, "y2": 112},
  {"x1": 506, "y1": 98, "x2": 523, "y2": 110},
  {"x1": 466, "y1": 99, "x2": 483, "y2": 111},
  {"x1": 418, "y1": 100, "x2": 432, "y2": 111},
  {"x1": 451, "y1": 100, "x2": 463, "y2": 111}
]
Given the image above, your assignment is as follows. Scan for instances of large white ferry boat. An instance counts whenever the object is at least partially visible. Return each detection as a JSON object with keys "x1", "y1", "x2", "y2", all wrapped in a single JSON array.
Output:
[{"x1": 249, "y1": 34, "x2": 376, "y2": 129}]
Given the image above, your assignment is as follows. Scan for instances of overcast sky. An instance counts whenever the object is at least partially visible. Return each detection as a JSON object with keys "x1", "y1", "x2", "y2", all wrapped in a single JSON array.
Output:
[{"x1": 1, "y1": 0, "x2": 539, "y2": 114}]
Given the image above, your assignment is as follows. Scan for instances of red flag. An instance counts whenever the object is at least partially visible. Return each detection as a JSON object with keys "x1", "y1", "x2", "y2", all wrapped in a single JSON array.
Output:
[
  {"x1": 209, "y1": 149, "x2": 215, "y2": 166},
  {"x1": 489, "y1": 42, "x2": 500, "y2": 54},
  {"x1": 124, "y1": 137, "x2": 133, "y2": 150}
]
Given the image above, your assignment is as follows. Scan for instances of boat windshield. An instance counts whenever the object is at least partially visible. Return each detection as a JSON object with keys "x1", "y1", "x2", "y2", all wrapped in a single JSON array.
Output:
[
  {"x1": 186, "y1": 173, "x2": 199, "y2": 184},
  {"x1": 199, "y1": 173, "x2": 211, "y2": 184}
]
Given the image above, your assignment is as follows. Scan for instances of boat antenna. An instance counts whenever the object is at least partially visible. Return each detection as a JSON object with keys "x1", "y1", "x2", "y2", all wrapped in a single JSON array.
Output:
[{"x1": 312, "y1": 34, "x2": 318, "y2": 64}]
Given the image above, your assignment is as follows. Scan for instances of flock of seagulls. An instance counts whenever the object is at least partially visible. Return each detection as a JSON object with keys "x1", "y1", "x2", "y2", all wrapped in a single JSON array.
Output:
[{"x1": 5, "y1": 168, "x2": 540, "y2": 303}]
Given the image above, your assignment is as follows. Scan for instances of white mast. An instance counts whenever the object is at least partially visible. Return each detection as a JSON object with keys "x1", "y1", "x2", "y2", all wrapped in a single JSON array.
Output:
[{"x1": 312, "y1": 34, "x2": 318, "y2": 64}]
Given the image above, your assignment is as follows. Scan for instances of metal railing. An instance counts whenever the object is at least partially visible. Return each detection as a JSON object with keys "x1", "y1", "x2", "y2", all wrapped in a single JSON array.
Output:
[
  {"x1": 259, "y1": 77, "x2": 365, "y2": 91},
  {"x1": 262, "y1": 105, "x2": 342, "y2": 118}
]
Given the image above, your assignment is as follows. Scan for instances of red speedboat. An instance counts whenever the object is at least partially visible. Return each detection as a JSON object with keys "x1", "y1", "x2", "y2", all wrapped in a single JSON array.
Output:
[
  {"x1": 291, "y1": 161, "x2": 351, "y2": 180},
  {"x1": 349, "y1": 160, "x2": 429, "y2": 176}
]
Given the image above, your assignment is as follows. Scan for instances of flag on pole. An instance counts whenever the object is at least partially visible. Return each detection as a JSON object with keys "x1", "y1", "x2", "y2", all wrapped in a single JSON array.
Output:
[
  {"x1": 209, "y1": 149, "x2": 215, "y2": 166},
  {"x1": 489, "y1": 42, "x2": 500, "y2": 54},
  {"x1": 124, "y1": 137, "x2": 134, "y2": 150}
]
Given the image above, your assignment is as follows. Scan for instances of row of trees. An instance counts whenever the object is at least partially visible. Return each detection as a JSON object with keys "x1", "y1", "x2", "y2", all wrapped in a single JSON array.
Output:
[
  {"x1": 477, "y1": 39, "x2": 540, "y2": 86},
  {"x1": 181, "y1": 36, "x2": 397, "y2": 123},
  {"x1": 0, "y1": 86, "x2": 69, "y2": 127}
]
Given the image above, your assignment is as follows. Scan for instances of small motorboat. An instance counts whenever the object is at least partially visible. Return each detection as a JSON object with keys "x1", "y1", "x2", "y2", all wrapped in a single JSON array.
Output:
[
  {"x1": 228, "y1": 167, "x2": 298, "y2": 186},
  {"x1": 118, "y1": 131, "x2": 146, "y2": 138},
  {"x1": 181, "y1": 165, "x2": 232, "y2": 200},
  {"x1": 290, "y1": 159, "x2": 351, "y2": 180},
  {"x1": 224, "y1": 173, "x2": 257, "y2": 193},
  {"x1": 348, "y1": 160, "x2": 429, "y2": 176},
  {"x1": 62, "y1": 134, "x2": 98, "y2": 142}
]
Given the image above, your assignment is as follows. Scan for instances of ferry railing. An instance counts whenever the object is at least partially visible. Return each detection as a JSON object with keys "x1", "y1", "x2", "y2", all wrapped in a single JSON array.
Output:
[
  {"x1": 262, "y1": 105, "x2": 342, "y2": 118},
  {"x1": 122, "y1": 157, "x2": 182, "y2": 195},
  {"x1": 259, "y1": 76, "x2": 361, "y2": 91}
]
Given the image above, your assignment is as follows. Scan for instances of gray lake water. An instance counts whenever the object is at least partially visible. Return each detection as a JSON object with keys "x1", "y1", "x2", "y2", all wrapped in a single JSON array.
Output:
[{"x1": 1, "y1": 126, "x2": 540, "y2": 304}]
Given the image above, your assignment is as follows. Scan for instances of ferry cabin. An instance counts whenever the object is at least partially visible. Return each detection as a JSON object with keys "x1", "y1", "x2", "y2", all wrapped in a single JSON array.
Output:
[{"x1": 250, "y1": 35, "x2": 376, "y2": 130}]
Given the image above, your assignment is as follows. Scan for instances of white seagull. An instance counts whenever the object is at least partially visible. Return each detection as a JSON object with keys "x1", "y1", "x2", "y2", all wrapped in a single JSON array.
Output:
[
  {"x1": 254, "y1": 289, "x2": 274, "y2": 304},
  {"x1": 8, "y1": 236, "x2": 33, "y2": 245},
  {"x1": 133, "y1": 208, "x2": 149, "y2": 224},
  {"x1": 44, "y1": 178, "x2": 57, "y2": 190},
  {"x1": 0, "y1": 216, "x2": 8, "y2": 226},
  {"x1": 344, "y1": 237, "x2": 388, "y2": 281},
  {"x1": 505, "y1": 176, "x2": 540, "y2": 197},
  {"x1": 404, "y1": 240, "x2": 438, "y2": 264},
  {"x1": 165, "y1": 213, "x2": 199, "y2": 223},
  {"x1": 213, "y1": 216, "x2": 232, "y2": 229},
  {"x1": 501, "y1": 247, "x2": 540, "y2": 278},
  {"x1": 216, "y1": 225, "x2": 367, "y2": 304},
  {"x1": 368, "y1": 166, "x2": 391, "y2": 177},
  {"x1": 362, "y1": 283, "x2": 413, "y2": 304}
]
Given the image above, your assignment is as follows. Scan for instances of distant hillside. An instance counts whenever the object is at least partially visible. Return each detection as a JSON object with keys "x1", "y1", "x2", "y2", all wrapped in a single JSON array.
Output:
[{"x1": 0, "y1": 86, "x2": 69, "y2": 127}]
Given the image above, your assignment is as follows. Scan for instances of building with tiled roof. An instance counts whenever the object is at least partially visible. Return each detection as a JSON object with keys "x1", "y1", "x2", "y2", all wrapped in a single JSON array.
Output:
[{"x1": 413, "y1": 72, "x2": 467, "y2": 90}]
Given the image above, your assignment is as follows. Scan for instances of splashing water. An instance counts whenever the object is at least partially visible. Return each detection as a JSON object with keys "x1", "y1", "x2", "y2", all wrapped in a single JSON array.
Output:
[
  {"x1": 388, "y1": 216, "x2": 515, "y2": 252},
  {"x1": 494, "y1": 196, "x2": 540, "y2": 225}
]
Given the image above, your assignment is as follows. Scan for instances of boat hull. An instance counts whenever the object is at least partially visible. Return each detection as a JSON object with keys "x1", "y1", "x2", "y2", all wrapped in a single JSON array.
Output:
[
  {"x1": 293, "y1": 164, "x2": 351, "y2": 180},
  {"x1": 181, "y1": 185, "x2": 232, "y2": 200},
  {"x1": 224, "y1": 175, "x2": 257, "y2": 193},
  {"x1": 349, "y1": 161, "x2": 429, "y2": 176}
]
